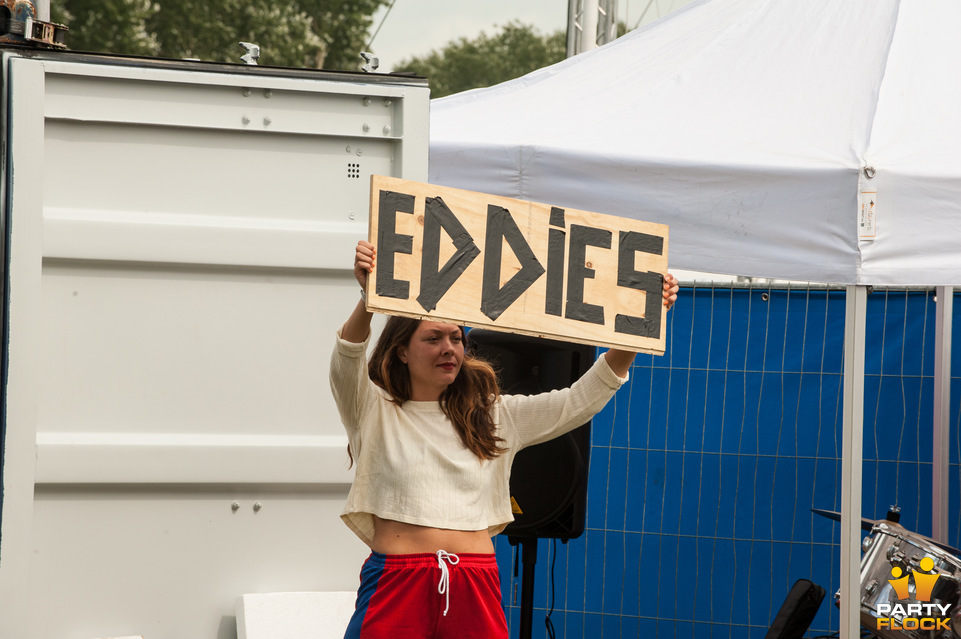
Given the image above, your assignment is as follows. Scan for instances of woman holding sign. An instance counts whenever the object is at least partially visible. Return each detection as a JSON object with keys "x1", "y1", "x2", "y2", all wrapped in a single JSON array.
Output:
[{"x1": 332, "y1": 240, "x2": 678, "y2": 639}]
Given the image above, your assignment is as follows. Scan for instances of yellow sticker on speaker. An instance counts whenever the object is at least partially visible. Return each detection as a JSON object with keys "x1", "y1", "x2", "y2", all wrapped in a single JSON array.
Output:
[{"x1": 510, "y1": 496, "x2": 523, "y2": 515}]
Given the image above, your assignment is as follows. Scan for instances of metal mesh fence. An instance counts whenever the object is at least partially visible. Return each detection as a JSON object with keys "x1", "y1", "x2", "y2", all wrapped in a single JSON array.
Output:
[{"x1": 495, "y1": 284, "x2": 961, "y2": 638}]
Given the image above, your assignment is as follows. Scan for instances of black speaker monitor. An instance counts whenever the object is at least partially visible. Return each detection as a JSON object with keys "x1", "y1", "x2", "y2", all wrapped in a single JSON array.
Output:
[{"x1": 467, "y1": 328, "x2": 595, "y2": 540}]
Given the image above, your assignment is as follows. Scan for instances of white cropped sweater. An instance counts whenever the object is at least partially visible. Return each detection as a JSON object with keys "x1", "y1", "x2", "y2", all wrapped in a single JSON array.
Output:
[{"x1": 330, "y1": 329, "x2": 627, "y2": 547}]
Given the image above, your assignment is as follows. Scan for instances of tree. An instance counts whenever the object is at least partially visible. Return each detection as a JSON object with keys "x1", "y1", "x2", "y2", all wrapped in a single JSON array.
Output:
[
  {"x1": 49, "y1": 0, "x2": 387, "y2": 70},
  {"x1": 51, "y1": 0, "x2": 159, "y2": 56},
  {"x1": 392, "y1": 22, "x2": 566, "y2": 99}
]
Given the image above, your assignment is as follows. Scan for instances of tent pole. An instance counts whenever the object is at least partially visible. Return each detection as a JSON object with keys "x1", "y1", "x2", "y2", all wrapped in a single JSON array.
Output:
[
  {"x1": 841, "y1": 285, "x2": 867, "y2": 639},
  {"x1": 567, "y1": 0, "x2": 602, "y2": 56},
  {"x1": 932, "y1": 287, "x2": 953, "y2": 543},
  {"x1": 581, "y1": 0, "x2": 599, "y2": 52}
]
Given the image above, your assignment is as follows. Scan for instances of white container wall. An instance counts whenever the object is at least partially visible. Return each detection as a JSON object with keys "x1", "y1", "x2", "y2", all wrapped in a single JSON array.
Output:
[{"x1": 0, "y1": 49, "x2": 429, "y2": 639}]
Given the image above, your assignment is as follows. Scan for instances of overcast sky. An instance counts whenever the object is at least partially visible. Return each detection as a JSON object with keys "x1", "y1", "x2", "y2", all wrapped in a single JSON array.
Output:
[{"x1": 367, "y1": 0, "x2": 695, "y2": 72}]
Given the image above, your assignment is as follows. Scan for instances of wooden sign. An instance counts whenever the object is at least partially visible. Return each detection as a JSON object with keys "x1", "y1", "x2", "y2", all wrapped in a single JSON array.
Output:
[{"x1": 367, "y1": 176, "x2": 669, "y2": 354}]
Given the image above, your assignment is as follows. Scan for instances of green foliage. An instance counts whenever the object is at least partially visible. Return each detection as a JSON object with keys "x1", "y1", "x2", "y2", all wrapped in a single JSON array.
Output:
[
  {"x1": 49, "y1": 0, "x2": 387, "y2": 70},
  {"x1": 51, "y1": 0, "x2": 158, "y2": 56},
  {"x1": 306, "y1": 0, "x2": 387, "y2": 70},
  {"x1": 392, "y1": 22, "x2": 566, "y2": 99}
]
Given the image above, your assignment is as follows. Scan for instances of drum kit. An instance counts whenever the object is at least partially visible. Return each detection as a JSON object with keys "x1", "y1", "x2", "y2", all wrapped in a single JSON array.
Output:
[{"x1": 813, "y1": 507, "x2": 961, "y2": 638}]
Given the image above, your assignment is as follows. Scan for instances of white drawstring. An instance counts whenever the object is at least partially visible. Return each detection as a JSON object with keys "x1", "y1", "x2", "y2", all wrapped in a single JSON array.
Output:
[{"x1": 436, "y1": 550, "x2": 460, "y2": 616}]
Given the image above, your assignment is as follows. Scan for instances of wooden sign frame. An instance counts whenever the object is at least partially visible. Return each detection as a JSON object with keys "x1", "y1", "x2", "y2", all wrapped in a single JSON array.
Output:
[{"x1": 366, "y1": 176, "x2": 669, "y2": 354}]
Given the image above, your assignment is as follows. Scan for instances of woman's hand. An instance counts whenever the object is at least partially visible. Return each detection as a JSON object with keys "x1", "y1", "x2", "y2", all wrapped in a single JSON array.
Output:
[
  {"x1": 355, "y1": 240, "x2": 376, "y2": 289},
  {"x1": 663, "y1": 273, "x2": 679, "y2": 311}
]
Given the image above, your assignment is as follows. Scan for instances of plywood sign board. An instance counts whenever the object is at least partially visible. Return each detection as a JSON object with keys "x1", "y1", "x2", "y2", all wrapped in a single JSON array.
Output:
[{"x1": 367, "y1": 175, "x2": 669, "y2": 354}]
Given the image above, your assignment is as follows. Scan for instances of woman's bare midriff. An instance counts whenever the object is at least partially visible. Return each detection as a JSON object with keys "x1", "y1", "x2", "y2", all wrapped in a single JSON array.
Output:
[{"x1": 371, "y1": 515, "x2": 495, "y2": 555}]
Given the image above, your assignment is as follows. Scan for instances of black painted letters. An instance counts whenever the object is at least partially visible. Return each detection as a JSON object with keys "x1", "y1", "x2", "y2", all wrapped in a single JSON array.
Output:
[
  {"x1": 417, "y1": 196, "x2": 480, "y2": 312},
  {"x1": 373, "y1": 187, "x2": 665, "y2": 345},
  {"x1": 480, "y1": 205, "x2": 546, "y2": 321},
  {"x1": 613, "y1": 230, "x2": 664, "y2": 338},
  {"x1": 545, "y1": 207, "x2": 566, "y2": 317},
  {"x1": 376, "y1": 190, "x2": 415, "y2": 299}
]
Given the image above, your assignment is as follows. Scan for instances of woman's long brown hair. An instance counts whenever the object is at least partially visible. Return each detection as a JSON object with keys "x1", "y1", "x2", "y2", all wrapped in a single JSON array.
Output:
[{"x1": 366, "y1": 316, "x2": 506, "y2": 461}]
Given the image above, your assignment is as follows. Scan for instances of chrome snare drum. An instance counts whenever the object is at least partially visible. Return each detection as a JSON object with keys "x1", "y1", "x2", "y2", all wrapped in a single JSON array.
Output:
[{"x1": 856, "y1": 521, "x2": 961, "y2": 639}]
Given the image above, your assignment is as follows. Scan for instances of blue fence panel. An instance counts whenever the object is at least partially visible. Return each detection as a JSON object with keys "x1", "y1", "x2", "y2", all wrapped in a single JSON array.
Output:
[{"x1": 497, "y1": 286, "x2": 961, "y2": 638}]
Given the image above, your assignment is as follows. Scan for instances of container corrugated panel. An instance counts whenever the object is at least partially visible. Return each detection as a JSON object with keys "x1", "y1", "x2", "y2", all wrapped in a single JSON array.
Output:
[{"x1": 0, "y1": 49, "x2": 428, "y2": 639}]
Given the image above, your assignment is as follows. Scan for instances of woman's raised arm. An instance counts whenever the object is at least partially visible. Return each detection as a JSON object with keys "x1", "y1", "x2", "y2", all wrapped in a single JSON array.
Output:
[{"x1": 341, "y1": 240, "x2": 376, "y2": 344}]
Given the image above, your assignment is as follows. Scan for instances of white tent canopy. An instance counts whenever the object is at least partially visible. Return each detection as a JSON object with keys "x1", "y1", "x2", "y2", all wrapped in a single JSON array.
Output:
[{"x1": 429, "y1": 0, "x2": 961, "y2": 286}]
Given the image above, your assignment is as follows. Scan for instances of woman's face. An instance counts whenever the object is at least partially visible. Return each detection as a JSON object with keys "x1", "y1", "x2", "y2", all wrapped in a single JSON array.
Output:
[{"x1": 398, "y1": 321, "x2": 465, "y2": 401}]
